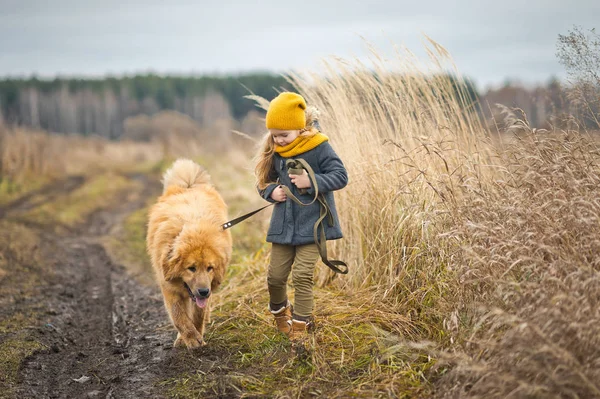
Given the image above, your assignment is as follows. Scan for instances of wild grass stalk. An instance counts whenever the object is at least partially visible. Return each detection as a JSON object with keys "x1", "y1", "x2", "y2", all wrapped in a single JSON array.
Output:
[{"x1": 283, "y1": 39, "x2": 600, "y2": 397}]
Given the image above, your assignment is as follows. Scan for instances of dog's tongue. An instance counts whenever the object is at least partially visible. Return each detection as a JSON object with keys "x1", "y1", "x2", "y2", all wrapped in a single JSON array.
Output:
[{"x1": 195, "y1": 297, "x2": 208, "y2": 308}]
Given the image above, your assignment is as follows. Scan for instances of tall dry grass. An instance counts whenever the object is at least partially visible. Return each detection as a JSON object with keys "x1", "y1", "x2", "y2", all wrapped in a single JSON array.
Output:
[
  {"x1": 0, "y1": 127, "x2": 69, "y2": 181},
  {"x1": 0, "y1": 109, "x2": 250, "y2": 192},
  {"x1": 435, "y1": 124, "x2": 600, "y2": 398},
  {"x1": 0, "y1": 126, "x2": 214, "y2": 194},
  {"x1": 284, "y1": 39, "x2": 497, "y2": 333},
  {"x1": 282, "y1": 39, "x2": 600, "y2": 396}
]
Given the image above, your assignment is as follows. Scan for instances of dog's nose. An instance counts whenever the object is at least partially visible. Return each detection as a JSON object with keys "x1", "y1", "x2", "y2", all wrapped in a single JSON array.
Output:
[{"x1": 196, "y1": 288, "x2": 210, "y2": 298}]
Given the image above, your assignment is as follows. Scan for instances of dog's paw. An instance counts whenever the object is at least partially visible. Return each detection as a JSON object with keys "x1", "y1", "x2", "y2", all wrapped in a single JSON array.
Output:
[
  {"x1": 174, "y1": 333, "x2": 206, "y2": 349},
  {"x1": 173, "y1": 336, "x2": 185, "y2": 348},
  {"x1": 185, "y1": 338, "x2": 206, "y2": 349}
]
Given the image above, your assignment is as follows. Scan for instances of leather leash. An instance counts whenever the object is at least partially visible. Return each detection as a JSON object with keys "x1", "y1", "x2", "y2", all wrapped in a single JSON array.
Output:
[{"x1": 221, "y1": 203, "x2": 274, "y2": 230}]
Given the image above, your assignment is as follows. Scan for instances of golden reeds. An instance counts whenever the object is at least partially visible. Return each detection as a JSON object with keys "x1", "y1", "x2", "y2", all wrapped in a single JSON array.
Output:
[
  {"x1": 286, "y1": 39, "x2": 600, "y2": 396},
  {"x1": 288, "y1": 40, "x2": 496, "y2": 316}
]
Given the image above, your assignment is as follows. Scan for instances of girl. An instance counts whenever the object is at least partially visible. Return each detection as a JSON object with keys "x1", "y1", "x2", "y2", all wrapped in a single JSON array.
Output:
[{"x1": 254, "y1": 92, "x2": 348, "y2": 343}]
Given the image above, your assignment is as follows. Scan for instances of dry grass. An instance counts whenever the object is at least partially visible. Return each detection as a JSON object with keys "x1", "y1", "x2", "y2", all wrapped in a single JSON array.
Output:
[
  {"x1": 3, "y1": 37, "x2": 600, "y2": 397},
  {"x1": 278, "y1": 39, "x2": 600, "y2": 397},
  {"x1": 0, "y1": 126, "x2": 167, "y2": 205},
  {"x1": 277, "y1": 39, "x2": 496, "y2": 348},
  {"x1": 0, "y1": 115, "x2": 248, "y2": 205},
  {"x1": 435, "y1": 126, "x2": 600, "y2": 398},
  {"x1": 0, "y1": 127, "x2": 166, "y2": 177}
]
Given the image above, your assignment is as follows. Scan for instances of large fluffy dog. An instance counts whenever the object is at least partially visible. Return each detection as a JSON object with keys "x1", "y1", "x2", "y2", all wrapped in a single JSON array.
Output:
[{"x1": 147, "y1": 159, "x2": 232, "y2": 349}]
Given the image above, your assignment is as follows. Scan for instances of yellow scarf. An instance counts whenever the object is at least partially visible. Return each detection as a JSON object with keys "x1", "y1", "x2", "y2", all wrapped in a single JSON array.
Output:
[{"x1": 274, "y1": 133, "x2": 329, "y2": 157}]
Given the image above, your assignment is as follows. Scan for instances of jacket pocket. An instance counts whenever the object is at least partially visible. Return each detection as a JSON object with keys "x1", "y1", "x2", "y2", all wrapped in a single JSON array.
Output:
[
  {"x1": 268, "y1": 202, "x2": 285, "y2": 235},
  {"x1": 297, "y1": 203, "x2": 320, "y2": 237}
]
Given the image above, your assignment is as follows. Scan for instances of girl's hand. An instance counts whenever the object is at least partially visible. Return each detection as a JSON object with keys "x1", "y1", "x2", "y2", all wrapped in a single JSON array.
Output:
[
  {"x1": 289, "y1": 170, "x2": 311, "y2": 189},
  {"x1": 270, "y1": 186, "x2": 287, "y2": 202}
]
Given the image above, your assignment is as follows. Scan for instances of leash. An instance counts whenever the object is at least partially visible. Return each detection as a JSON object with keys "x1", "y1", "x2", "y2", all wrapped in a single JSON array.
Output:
[
  {"x1": 219, "y1": 160, "x2": 316, "y2": 231},
  {"x1": 279, "y1": 159, "x2": 348, "y2": 275},
  {"x1": 221, "y1": 203, "x2": 274, "y2": 230}
]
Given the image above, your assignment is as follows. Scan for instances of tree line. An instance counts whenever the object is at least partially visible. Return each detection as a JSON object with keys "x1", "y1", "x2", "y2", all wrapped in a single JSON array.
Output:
[
  {"x1": 0, "y1": 74, "x2": 291, "y2": 139},
  {"x1": 1, "y1": 70, "x2": 594, "y2": 139}
]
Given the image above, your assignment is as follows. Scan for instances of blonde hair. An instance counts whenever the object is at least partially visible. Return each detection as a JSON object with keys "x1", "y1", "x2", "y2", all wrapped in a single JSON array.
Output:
[
  {"x1": 254, "y1": 132, "x2": 277, "y2": 190},
  {"x1": 254, "y1": 126, "x2": 319, "y2": 190}
]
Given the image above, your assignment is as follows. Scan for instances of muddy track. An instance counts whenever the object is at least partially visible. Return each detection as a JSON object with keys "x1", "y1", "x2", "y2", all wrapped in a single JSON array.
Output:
[
  {"x1": 0, "y1": 176, "x2": 86, "y2": 219},
  {"x1": 15, "y1": 175, "x2": 184, "y2": 399}
]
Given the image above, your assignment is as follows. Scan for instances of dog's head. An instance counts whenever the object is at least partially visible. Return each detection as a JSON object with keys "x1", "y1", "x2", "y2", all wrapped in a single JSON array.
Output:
[{"x1": 162, "y1": 222, "x2": 231, "y2": 308}]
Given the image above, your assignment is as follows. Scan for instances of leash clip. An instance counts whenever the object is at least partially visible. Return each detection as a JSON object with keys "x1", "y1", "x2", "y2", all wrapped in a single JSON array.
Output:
[{"x1": 221, "y1": 203, "x2": 274, "y2": 230}]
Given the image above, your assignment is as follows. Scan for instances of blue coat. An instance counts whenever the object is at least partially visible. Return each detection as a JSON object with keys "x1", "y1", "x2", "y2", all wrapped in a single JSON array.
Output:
[{"x1": 259, "y1": 141, "x2": 348, "y2": 246}]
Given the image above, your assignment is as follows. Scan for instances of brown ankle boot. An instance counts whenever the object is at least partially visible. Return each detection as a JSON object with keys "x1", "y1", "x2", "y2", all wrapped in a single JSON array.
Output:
[
  {"x1": 289, "y1": 317, "x2": 315, "y2": 342},
  {"x1": 269, "y1": 301, "x2": 292, "y2": 336}
]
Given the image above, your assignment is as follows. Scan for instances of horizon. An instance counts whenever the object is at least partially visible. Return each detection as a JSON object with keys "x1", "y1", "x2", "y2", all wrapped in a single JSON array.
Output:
[{"x1": 0, "y1": 68, "x2": 565, "y2": 93}]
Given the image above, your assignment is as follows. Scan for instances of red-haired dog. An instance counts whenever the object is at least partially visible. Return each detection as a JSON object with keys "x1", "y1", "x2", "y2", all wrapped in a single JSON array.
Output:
[{"x1": 147, "y1": 159, "x2": 231, "y2": 348}]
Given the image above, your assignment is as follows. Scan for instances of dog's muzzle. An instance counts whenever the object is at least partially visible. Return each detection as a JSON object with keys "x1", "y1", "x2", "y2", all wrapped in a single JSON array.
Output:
[{"x1": 184, "y1": 282, "x2": 209, "y2": 309}]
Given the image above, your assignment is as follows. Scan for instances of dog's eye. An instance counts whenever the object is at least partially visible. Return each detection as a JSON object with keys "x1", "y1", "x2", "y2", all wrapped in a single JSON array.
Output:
[
  {"x1": 207, "y1": 266, "x2": 214, "y2": 272},
  {"x1": 188, "y1": 266, "x2": 196, "y2": 272}
]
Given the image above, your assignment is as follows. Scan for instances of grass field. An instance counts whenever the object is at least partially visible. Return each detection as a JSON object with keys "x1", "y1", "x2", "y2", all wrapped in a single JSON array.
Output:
[{"x1": 1, "y1": 40, "x2": 599, "y2": 397}]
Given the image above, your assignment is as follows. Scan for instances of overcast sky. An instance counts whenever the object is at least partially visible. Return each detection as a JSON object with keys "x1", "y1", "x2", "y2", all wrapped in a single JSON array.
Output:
[{"x1": 0, "y1": 0, "x2": 598, "y2": 89}]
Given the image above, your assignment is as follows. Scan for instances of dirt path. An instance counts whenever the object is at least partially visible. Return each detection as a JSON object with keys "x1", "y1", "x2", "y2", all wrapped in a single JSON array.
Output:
[
  {"x1": 2, "y1": 172, "x2": 280, "y2": 399},
  {"x1": 13, "y1": 175, "x2": 187, "y2": 399}
]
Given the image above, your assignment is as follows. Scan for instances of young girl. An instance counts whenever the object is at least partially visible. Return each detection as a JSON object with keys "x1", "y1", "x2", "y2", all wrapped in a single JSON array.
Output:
[{"x1": 254, "y1": 92, "x2": 348, "y2": 342}]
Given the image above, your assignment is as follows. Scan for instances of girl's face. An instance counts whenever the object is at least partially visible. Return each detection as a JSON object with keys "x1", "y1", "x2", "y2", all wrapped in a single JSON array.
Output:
[{"x1": 270, "y1": 129, "x2": 300, "y2": 147}]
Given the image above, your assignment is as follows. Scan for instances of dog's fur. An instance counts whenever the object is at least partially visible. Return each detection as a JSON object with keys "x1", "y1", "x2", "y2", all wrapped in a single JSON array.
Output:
[{"x1": 147, "y1": 159, "x2": 232, "y2": 349}]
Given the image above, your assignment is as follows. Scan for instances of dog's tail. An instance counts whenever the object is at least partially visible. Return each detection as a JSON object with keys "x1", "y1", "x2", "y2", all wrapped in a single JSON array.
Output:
[{"x1": 162, "y1": 158, "x2": 210, "y2": 193}]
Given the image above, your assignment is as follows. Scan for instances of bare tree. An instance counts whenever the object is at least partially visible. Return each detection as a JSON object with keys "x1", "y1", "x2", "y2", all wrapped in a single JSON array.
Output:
[{"x1": 556, "y1": 26, "x2": 600, "y2": 128}]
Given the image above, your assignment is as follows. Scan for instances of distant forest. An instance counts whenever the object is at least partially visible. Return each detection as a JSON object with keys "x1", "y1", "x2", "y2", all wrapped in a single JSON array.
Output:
[
  {"x1": 0, "y1": 74, "x2": 292, "y2": 139},
  {"x1": 0, "y1": 73, "x2": 586, "y2": 139}
]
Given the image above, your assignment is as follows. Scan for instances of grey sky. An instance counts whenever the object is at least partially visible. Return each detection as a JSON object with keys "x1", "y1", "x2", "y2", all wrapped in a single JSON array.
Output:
[{"x1": 0, "y1": 0, "x2": 598, "y2": 89}]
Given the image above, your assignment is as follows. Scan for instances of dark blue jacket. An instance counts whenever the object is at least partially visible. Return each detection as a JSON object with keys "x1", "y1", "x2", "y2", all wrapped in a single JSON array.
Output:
[{"x1": 259, "y1": 141, "x2": 348, "y2": 245}]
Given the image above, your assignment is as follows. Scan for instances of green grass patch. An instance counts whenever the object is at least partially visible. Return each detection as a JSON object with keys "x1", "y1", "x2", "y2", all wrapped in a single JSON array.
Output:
[
  {"x1": 0, "y1": 221, "x2": 45, "y2": 297},
  {"x1": 104, "y1": 203, "x2": 156, "y2": 285},
  {"x1": 21, "y1": 173, "x2": 133, "y2": 228},
  {"x1": 0, "y1": 311, "x2": 41, "y2": 334},
  {"x1": 0, "y1": 223, "x2": 48, "y2": 399},
  {"x1": 0, "y1": 177, "x2": 50, "y2": 207},
  {"x1": 0, "y1": 337, "x2": 43, "y2": 399},
  {"x1": 160, "y1": 248, "x2": 435, "y2": 398},
  {"x1": 122, "y1": 207, "x2": 149, "y2": 260}
]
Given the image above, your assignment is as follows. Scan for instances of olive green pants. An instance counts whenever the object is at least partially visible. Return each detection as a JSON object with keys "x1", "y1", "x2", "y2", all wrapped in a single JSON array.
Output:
[{"x1": 267, "y1": 243, "x2": 319, "y2": 318}]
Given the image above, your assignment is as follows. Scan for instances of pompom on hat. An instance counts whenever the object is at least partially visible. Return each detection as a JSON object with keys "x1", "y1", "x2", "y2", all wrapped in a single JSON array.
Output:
[{"x1": 265, "y1": 92, "x2": 306, "y2": 130}]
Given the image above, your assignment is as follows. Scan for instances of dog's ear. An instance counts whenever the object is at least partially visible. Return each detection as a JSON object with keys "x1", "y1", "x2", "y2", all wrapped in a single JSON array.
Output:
[
  {"x1": 163, "y1": 246, "x2": 182, "y2": 282},
  {"x1": 211, "y1": 268, "x2": 223, "y2": 290},
  {"x1": 210, "y1": 244, "x2": 231, "y2": 290},
  {"x1": 211, "y1": 267, "x2": 222, "y2": 290}
]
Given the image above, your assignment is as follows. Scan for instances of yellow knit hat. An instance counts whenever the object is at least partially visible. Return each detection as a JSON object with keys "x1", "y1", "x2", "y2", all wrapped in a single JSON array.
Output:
[{"x1": 265, "y1": 92, "x2": 306, "y2": 130}]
